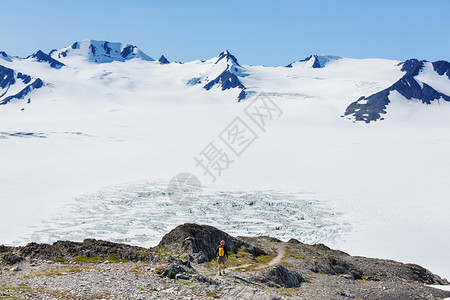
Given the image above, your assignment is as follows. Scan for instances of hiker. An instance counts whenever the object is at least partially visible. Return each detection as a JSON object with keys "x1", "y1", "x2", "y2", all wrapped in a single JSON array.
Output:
[{"x1": 215, "y1": 240, "x2": 229, "y2": 275}]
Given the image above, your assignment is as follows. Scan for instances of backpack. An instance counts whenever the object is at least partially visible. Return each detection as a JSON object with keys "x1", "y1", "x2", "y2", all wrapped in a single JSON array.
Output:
[{"x1": 218, "y1": 246, "x2": 224, "y2": 257}]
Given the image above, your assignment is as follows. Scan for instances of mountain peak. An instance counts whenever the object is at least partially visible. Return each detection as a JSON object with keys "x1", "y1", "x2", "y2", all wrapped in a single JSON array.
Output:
[
  {"x1": 187, "y1": 51, "x2": 247, "y2": 101},
  {"x1": 432, "y1": 60, "x2": 450, "y2": 79},
  {"x1": 51, "y1": 40, "x2": 154, "y2": 63},
  {"x1": 286, "y1": 54, "x2": 341, "y2": 68},
  {"x1": 28, "y1": 50, "x2": 65, "y2": 69},
  {"x1": 158, "y1": 55, "x2": 170, "y2": 64},
  {"x1": 399, "y1": 58, "x2": 421, "y2": 73},
  {"x1": 201, "y1": 51, "x2": 247, "y2": 101},
  {"x1": 0, "y1": 51, "x2": 12, "y2": 62},
  {"x1": 215, "y1": 50, "x2": 240, "y2": 66}
]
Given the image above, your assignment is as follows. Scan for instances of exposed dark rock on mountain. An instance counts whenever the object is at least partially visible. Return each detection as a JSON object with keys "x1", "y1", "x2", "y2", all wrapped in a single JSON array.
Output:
[
  {"x1": 197, "y1": 50, "x2": 248, "y2": 101},
  {"x1": 215, "y1": 50, "x2": 241, "y2": 66},
  {"x1": 52, "y1": 40, "x2": 154, "y2": 63},
  {"x1": 0, "y1": 65, "x2": 15, "y2": 90},
  {"x1": 238, "y1": 89, "x2": 247, "y2": 101},
  {"x1": 158, "y1": 55, "x2": 170, "y2": 64},
  {"x1": 433, "y1": 60, "x2": 450, "y2": 79},
  {"x1": 0, "y1": 65, "x2": 44, "y2": 105},
  {"x1": 28, "y1": 50, "x2": 65, "y2": 69},
  {"x1": 286, "y1": 55, "x2": 321, "y2": 68},
  {"x1": 345, "y1": 58, "x2": 450, "y2": 123},
  {"x1": 0, "y1": 51, "x2": 12, "y2": 62},
  {"x1": 286, "y1": 54, "x2": 341, "y2": 68},
  {"x1": 203, "y1": 69, "x2": 245, "y2": 91}
]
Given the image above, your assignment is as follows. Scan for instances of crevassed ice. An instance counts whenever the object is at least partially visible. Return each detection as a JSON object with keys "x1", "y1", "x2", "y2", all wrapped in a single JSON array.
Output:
[{"x1": 22, "y1": 181, "x2": 351, "y2": 248}]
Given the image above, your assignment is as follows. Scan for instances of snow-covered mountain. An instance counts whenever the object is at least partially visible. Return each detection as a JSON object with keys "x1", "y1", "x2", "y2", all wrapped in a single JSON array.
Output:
[
  {"x1": 345, "y1": 59, "x2": 450, "y2": 123},
  {"x1": 0, "y1": 51, "x2": 12, "y2": 62},
  {"x1": 50, "y1": 40, "x2": 154, "y2": 63},
  {"x1": 28, "y1": 50, "x2": 65, "y2": 69},
  {"x1": 286, "y1": 54, "x2": 341, "y2": 68},
  {"x1": 0, "y1": 65, "x2": 43, "y2": 105},
  {"x1": 188, "y1": 50, "x2": 248, "y2": 101},
  {"x1": 158, "y1": 55, "x2": 170, "y2": 65},
  {"x1": 1, "y1": 40, "x2": 448, "y2": 119}
]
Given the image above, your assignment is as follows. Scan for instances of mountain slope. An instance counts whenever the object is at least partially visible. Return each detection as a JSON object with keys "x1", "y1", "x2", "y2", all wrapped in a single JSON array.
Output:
[
  {"x1": 1, "y1": 226, "x2": 449, "y2": 299},
  {"x1": 0, "y1": 51, "x2": 12, "y2": 62},
  {"x1": 1, "y1": 40, "x2": 450, "y2": 283},
  {"x1": 0, "y1": 65, "x2": 43, "y2": 105},
  {"x1": 286, "y1": 54, "x2": 341, "y2": 68},
  {"x1": 189, "y1": 50, "x2": 248, "y2": 101},
  {"x1": 344, "y1": 59, "x2": 450, "y2": 123},
  {"x1": 28, "y1": 50, "x2": 65, "y2": 69},
  {"x1": 3, "y1": 40, "x2": 449, "y2": 116},
  {"x1": 158, "y1": 55, "x2": 170, "y2": 64},
  {"x1": 50, "y1": 40, "x2": 154, "y2": 63}
]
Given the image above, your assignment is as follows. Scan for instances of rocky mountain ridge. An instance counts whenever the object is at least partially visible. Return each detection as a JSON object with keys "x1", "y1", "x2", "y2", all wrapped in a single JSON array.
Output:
[
  {"x1": 1, "y1": 223, "x2": 449, "y2": 299},
  {"x1": 1, "y1": 39, "x2": 449, "y2": 117}
]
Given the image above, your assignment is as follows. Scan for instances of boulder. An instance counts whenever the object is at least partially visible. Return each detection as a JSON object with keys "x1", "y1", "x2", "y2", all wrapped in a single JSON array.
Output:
[
  {"x1": 0, "y1": 252, "x2": 24, "y2": 265},
  {"x1": 308, "y1": 255, "x2": 363, "y2": 280},
  {"x1": 0, "y1": 245, "x2": 10, "y2": 253},
  {"x1": 159, "y1": 263, "x2": 196, "y2": 279},
  {"x1": 353, "y1": 259, "x2": 450, "y2": 285},
  {"x1": 156, "y1": 223, "x2": 265, "y2": 263},
  {"x1": 254, "y1": 264, "x2": 308, "y2": 288}
]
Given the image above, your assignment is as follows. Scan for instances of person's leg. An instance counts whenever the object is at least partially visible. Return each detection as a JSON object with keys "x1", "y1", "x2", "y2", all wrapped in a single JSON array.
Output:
[{"x1": 219, "y1": 256, "x2": 224, "y2": 275}]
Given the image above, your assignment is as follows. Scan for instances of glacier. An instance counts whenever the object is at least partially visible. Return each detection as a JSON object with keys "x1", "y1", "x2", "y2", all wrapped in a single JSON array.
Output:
[{"x1": 0, "y1": 40, "x2": 450, "y2": 281}]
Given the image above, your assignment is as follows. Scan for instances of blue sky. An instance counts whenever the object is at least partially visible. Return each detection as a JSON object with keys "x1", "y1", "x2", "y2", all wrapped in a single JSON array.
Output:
[{"x1": 1, "y1": 0, "x2": 449, "y2": 66}]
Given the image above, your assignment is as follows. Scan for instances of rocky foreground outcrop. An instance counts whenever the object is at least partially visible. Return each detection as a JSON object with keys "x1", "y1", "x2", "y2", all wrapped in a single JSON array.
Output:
[
  {"x1": 1, "y1": 223, "x2": 449, "y2": 299},
  {"x1": 156, "y1": 223, "x2": 266, "y2": 263}
]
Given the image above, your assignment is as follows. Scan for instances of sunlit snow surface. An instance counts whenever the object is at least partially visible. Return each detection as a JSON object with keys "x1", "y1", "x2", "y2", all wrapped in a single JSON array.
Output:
[{"x1": 1, "y1": 52, "x2": 450, "y2": 280}]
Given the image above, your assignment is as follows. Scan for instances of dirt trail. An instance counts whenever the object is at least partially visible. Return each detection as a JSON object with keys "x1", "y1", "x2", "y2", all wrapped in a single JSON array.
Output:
[
  {"x1": 267, "y1": 244, "x2": 285, "y2": 267},
  {"x1": 226, "y1": 244, "x2": 286, "y2": 272},
  {"x1": 227, "y1": 263, "x2": 252, "y2": 271}
]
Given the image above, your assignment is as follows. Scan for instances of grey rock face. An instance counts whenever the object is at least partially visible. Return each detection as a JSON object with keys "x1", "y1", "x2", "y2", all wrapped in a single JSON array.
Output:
[
  {"x1": 254, "y1": 264, "x2": 308, "y2": 288},
  {"x1": 1, "y1": 223, "x2": 449, "y2": 299},
  {"x1": 3, "y1": 239, "x2": 153, "y2": 263},
  {"x1": 159, "y1": 263, "x2": 195, "y2": 279},
  {"x1": 156, "y1": 223, "x2": 265, "y2": 263}
]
